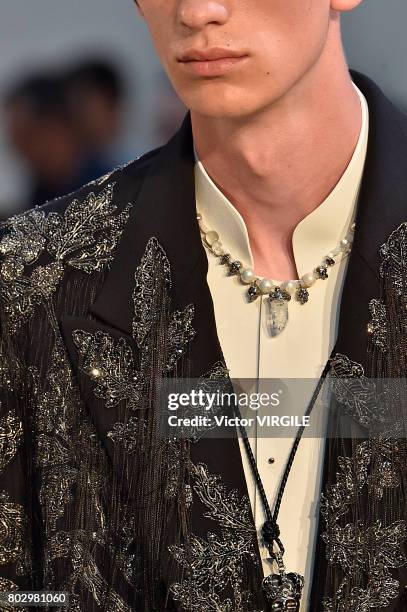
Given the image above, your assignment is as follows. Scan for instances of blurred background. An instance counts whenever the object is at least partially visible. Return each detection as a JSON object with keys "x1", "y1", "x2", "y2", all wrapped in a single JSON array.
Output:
[{"x1": 0, "y1": 0, "x2": 405, "y2": 218}]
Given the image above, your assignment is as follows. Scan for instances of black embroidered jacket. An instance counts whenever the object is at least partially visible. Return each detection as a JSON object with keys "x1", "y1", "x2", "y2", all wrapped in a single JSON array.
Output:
[{"x1": 0, "y1": 71, "x2": 406, "y2": 612}]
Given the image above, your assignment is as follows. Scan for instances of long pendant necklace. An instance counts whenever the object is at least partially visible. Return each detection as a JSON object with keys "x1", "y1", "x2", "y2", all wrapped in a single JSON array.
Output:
[
  {"x1": 235, "y1": 352, "x2": 334, "y2": 611},
  {"x1": 197, "y1": 212, "x2": 355, "y2": 337}
]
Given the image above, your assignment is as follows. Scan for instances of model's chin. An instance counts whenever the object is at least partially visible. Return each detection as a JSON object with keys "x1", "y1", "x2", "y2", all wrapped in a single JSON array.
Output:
[
  {"x1": 187, "y1": 97, "x2": 268, "y2": 120},
  {"x1": 175, "y1": 81, "x2": 266, "y2": 120}
]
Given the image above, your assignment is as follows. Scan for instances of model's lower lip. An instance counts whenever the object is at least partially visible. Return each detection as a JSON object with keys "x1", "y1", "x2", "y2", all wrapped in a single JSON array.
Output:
[{"x1": 179, "y1": 56, "x2": 247, "y2": 77}]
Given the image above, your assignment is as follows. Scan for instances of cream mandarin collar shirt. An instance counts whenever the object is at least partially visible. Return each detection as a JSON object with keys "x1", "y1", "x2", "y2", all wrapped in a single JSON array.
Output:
[{"x1": 194, "y1": 84, "x2": 369, "y2": 610}]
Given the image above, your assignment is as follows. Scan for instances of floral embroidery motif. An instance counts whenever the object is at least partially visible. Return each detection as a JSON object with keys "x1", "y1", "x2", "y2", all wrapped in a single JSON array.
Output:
[
  {"x1": 107, "y1": 415, "x2": 146, "y2": 452},
  {"x1": 27, "y1": 339, "x2": 134, "y2": 611},
  {"x1": 0, "y1": 490, "x2": 26, "y2": 568},
  {"x1": 329, "y1": 353, "x2": 386, "y2": 428},
  {"x1": 0, "y1": 411, "x2": 29, "y2": 577},
  {"x1": 132, "y1": 236, "x2": 196, "y2": 373},
  {"x1": 0, "y1": 410, "x2": 23, "y2": 473},
  {"x1": 165, "y1": 304, "x2": 196, "y2": 372},
  {"x1": 169, "y1": 462, "x2": 260, "y2": 612},
  {"x1": 321, "y1": 440, "x2": 406, "y2": 611},
  {"x1": 379, "y1": 221, "x2": 407, "y2": 296},
  {"x1": 132, "y1": 236, "x2": 172, "y2": 348},
  {"x1": 0, "y1": 184, "x2": 131, "y2": 331},
  {"x1": 323, "y1": 356, "x2": 406, "y2": 611},
  {"x1": 69, "y1": 540, "x2": 133, "y2": 612},
  {"x1": 28, "y1": 344, "x2": 82, "y2": 532},
  {"x1": 73, "y1": 330, "x2": 143, "y2": 410}
]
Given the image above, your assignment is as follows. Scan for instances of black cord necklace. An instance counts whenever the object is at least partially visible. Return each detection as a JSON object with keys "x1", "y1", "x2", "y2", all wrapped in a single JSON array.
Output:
[{"x1": 234, "y1": 349, "x2": 334, "y2": 611}]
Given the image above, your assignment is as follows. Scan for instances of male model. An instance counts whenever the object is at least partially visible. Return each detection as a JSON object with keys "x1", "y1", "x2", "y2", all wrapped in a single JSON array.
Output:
[{"x1": 1, "y1": 1, "x2": 406, "y2": 610}]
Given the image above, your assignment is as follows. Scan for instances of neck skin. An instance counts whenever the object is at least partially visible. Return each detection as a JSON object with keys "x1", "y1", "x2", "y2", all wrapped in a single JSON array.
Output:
[{"x1": 192, "y1": 19, "x2": 362, "y2": 281}]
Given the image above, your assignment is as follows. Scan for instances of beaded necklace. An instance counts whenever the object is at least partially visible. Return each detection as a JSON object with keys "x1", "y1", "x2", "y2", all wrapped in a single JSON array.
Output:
[{"x1": 197, "y1": 212, "x2": 355, "y2": 337}]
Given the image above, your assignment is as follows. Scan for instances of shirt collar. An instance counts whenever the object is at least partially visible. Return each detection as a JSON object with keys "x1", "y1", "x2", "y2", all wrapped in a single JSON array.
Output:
[{"x1": 194, "y1": 82, "x2": 369, "y2": 279}]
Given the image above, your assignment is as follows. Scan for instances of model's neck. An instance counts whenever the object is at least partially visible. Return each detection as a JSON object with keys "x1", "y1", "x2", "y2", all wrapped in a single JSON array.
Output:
[{"x1": 191, "y1": 37, "x2": 362, "y2": 279}]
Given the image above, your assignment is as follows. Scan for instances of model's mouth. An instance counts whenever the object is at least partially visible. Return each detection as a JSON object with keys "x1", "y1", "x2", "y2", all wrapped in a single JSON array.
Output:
[
  {"x1": 177, "y1": 48, "x2": 248, "y2": 77},
  {"x1": 178, "y1": 46, "x2": 246, "y2": 61}
]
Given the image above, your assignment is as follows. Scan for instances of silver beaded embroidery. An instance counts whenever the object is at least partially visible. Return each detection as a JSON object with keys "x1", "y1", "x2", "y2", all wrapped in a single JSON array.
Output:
[
  {"x1": 0, "y1": 183, "x2": 132, "y2": 332},
  {"x1": 321, "y1": 439, "x2": 406, "y2": 611},
  {"x1": 379, "y1": 221, "x2": 407, "y2": 296},
  {"x1": 329, "y1": 353, "x2": 386, "y2": 428},
  {"x1": 73, "y1": 330, "x2": 143, "y2": 410},
  {"x1": 169, "y1": 461, "x2": 261, "y2": 612},
  {"x1": 165, "y1": 304, "x2": 196, "y2": 372},
  {"x1": 0, "y1": 410, "x2": 23, "y2": 473},
  {"x1": 0, "y1": 490, "x2": 27, "y2": 568},
  {"x1": 132, "y1": 236, "x2": 172, "y2": 347},
  {"x1": 0, "y1": 409, "x2": 30, "y2": 579},
  {"x1": 367, "y1": 298, "x2": 388, "y2": 352},
  {"x1": 323, "y1": 355, "x2": 406, "y2": 611},
  {"x1": 27, "y1": 339, "x2": 133, "y2": 610}
]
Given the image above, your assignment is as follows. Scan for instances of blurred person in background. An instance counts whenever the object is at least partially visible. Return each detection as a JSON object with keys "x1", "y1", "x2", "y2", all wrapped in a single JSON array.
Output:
[
  {"x1": 64, "y1": 58, "x2": 128, "y2": 172},
  {"x1": 3, "y1": 68, "x2": 123, "y2": 212},
  {"x1": 1, "y1": 1, "x2": 407, "y2": 611}
]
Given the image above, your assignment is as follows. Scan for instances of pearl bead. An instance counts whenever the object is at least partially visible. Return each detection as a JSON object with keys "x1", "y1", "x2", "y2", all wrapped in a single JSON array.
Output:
[
  {"x1": 196, "y1": 212, "x2": 202, "y2": 220},
  {"x1": 240, "y1": 268, "x2": 255, "y2": 284},
  {"x1": 258, "y1": 278, "x2": 274, "y2": 294},
  {"x1": 204, "y1": 231, "x2": 219, "y2": 246},
  {"x1": 301, "y1": 272, "x2": 316, "y2": 288},
  {"x1": 281, "y1": 280, "x2": 297, "y2": 294},
  {"x1": 340, "y1": 238, "x2": 349, "y2": 249},
  {"x1": 212, "y1": 241, "x2": 224, "y2": 256}
]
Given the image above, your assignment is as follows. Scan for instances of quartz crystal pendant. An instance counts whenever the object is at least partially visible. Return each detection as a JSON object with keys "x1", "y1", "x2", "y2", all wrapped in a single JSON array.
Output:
[
  {"x1": 262, "y1": 571, "x2": 304, "y2": 611},
  {"x1": 266, "y1": 287, "x2": 291, "y2": 337}
]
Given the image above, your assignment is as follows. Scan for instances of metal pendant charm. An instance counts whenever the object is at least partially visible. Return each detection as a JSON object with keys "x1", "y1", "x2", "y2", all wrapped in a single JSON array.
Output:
[
  {"x1": 262, "y1": 571, "x2": 304, "y2": 611},
  {"x1": 266, "y1": 287, "x2": 291, "y2": 337},
  {"x1": 247, "y1": 281, "x2": 261, "y2": 302}
]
